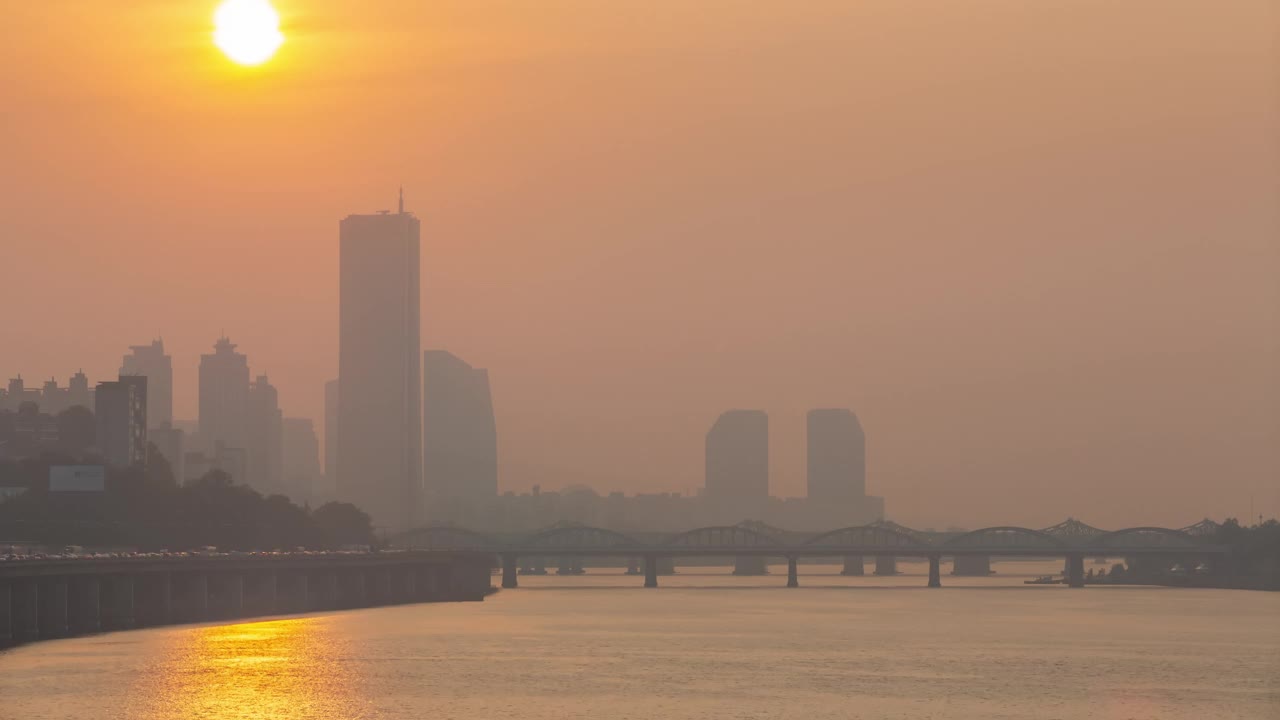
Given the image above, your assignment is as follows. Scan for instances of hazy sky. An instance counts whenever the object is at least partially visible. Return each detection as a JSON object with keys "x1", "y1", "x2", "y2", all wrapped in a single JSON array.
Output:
[{"x1": 2, "y1": 1, "x2": 1277, "y2": 529}]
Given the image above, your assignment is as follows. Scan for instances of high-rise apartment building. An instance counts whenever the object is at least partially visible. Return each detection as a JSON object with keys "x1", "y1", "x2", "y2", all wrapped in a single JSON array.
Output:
[
  {"x1": 120, "y1": 339, "x2": 173, "y2": 428},
  {"x1": 198, "y1": 337, "x2": 250, "y2": 455},
  {"x1": 337, "y1": 191, "x2": 422, "y2": 532},
  {"x1": 0, "y1": 372, "x2": 94, "y2": 415},
  {"x1": 704, "y1": 410, "x2": 769, "y2": 523},
  {"x1": 246, "y1": 375, "x2": 283, "y2": 494},
  {"x1": 95, "y1": 376, "x2": 147, "y2": 468},
  {"x1": 423, "y1": 350, "x2": 497, "y2": 511}
]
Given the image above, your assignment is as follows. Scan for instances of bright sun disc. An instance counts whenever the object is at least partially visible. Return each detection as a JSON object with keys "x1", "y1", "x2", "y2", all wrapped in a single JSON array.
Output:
[{"x1": 214, "y1": 0, "x2": 284, "y2": 66}]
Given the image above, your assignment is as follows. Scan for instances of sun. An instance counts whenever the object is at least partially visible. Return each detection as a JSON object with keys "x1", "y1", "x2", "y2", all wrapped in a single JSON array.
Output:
[{"x1": 213, "y1": 0, "x2": 284, "y2": 67}]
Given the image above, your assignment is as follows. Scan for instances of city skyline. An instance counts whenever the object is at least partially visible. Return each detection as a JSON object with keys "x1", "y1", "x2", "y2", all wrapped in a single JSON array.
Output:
[
  {"x1": 0, "y1": 3, "x2": 1274, "y2": 717},
  {"x1": 2, "y1": 5, "x2": 1275, "y2": 530}
]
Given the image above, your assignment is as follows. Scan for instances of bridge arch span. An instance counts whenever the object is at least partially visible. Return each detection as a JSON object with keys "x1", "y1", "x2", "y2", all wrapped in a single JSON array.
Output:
[
  {"x1": 662, "y1": 525, "x2": 784, "y2": 549},
  {"x1": 944, "y1": 526, "x2": 1064, "y2": 550},
  {"x1": 803, "y1": 525, "x2": 928, "y2": 551},
  {"x1": 1092, "y1": 527, "x2": 1199, "y2": 550}
]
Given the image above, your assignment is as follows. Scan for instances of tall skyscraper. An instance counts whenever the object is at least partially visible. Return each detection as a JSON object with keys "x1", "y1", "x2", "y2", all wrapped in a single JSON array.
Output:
[
  {"x1": 704, "y1": 410, "x2": 769, "y2": 523},
  {"x1": 338, "y1": 191, "x2": 422, "y2": 532},
  {"x1": 423, "y1": 350, "x2": 497, "y2": 513},
  {"x1": 806, "y1": 408, "x2": 866, "y2": 505},
  {"x1": 95, "y1": 376, "x2": 147, "y2": 468},
  {"x1": 199, "y1": 337, "x2": 250, "y2": 455},
  {"x1": 120, "y1": 339, "x2": 173, "y2": 428},
  {"x1": 246, "y1": 375, "x2": 283, "y2": 494}
]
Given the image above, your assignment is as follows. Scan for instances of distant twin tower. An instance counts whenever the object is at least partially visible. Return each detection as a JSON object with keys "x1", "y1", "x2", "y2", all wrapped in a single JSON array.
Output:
[{"x1": 706, "y1": 408, "x2": 879, "y2": 527}]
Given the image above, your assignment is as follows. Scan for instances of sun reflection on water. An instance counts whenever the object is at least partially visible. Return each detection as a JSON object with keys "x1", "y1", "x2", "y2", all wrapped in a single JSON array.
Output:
[{"x1": 134, "y1": 617, "x2": 364, "y2": 719}]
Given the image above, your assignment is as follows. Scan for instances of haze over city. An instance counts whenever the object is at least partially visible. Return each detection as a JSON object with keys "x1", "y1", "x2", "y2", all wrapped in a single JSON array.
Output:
[
  {"x1": 2, "y1": 3, "x2": 1279, "y2": 719},
  {"x1": 3, "y1": 1, "x2": 1277, "y2": 531}
]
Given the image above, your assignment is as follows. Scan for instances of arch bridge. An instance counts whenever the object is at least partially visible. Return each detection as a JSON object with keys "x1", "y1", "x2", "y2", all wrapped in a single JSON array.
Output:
[{"x1": 389, "y1": 520, "x2": 1227, "y2": 590}]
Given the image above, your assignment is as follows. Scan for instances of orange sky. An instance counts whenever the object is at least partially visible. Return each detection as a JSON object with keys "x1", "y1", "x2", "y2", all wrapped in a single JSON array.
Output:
[{"x1": 2, "y1": 1, "x2": 1277, "y2": 528}]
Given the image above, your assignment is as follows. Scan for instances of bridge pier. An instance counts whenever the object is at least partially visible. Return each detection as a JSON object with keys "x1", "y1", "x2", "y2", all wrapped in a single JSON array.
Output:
[
  {"x1": 100, "y1": 576, "x2": 135, "y2": 630},
  {"x1": 1066, "y1": 553, "x2": 1085, "y2": 588},
  {"x1": 469, "y1": 559, "x2": 495, "y2": 598},
  {"x1": 501, "y1": 554, "x2": 518, "y2": 589},
  {"x1": 244, "y1": 572, "x2": 278, "y2": 617},
  {"x1": 172, "y1": 574, "x2": 208, "y2": 623},
  {"x1": 277, "y1": 572, "x2": 309, "y2": 614},
  {"x1": 842, "y1": 555, "x2": 865, "y2": 576},
  {"x1": 0, "y1": 582, "x2": 11, "y2": 645},
  {"x1": 928, "y1": 554, "x2": 942, "y2": 588},
  {"x1": 208, "y1": 574, "x2": 244, "y2": 620},
  {"x1": 134, "y1": 573, "x2": 172, "y2": 627},
  {"x1": 37, "y1": 578, "x2": 68, "y2": 638},
  {"x1": 0, "y1": 582, "x2": 11, "y2": 646},
  {"x1": 421, "y1": 565, "x2": 439, "y2": 599},
  {"x1": 433, "y1": 564, "x2": 454, "y2": 599},
  {"x1": 391, "y1": 565, "x2": 415, "y2": 603},
  {"x1": 338, "y1": 569, "x2": 367, "y2": 608},
  {"x1": 309, "y1": 571, "x2": 339, "y2": 610},
  {"x1": 11, "y1": 579, "x2": 38, "y2": 642},
  {"x1": 68, "y1": 577, "x2": 101, "y2": 634},
  {"x1": 787, "y1": 557, "x2": 799, "y2": 588},
  {"x1": 643, "y1": 555, "x2": 659, "y2": 588},
  {"x1": 875, "y1": 556, "x2": 898, "y2": 575},
  {"x1": 367, "y1": 568, "x2": 392, "y2": 606}
]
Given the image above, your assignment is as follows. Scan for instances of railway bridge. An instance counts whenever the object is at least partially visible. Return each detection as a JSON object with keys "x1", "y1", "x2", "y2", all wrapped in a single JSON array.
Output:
[{"x1": 390, "y1": 518, "x2": 1227, "y2": 590}]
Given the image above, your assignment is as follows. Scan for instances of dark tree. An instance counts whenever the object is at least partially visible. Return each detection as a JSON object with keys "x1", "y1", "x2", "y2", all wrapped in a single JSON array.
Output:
[
  {"x1": 56, "y1": 405, "x2": 96, "y2": 453},
  {"x1": 312, "y1": 502, "x2": 375, "y2": 548}
]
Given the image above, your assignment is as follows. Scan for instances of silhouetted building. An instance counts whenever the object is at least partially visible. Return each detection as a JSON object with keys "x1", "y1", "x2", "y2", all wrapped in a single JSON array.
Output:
[
  {"x1": 337, "y1": 191, "x2": 422, "y2": 532},
  {"x1": 0, "y1": 403, "x2": 59, "y2": 459},
  {"x1": 807, "y1": 408, "x2": 866, "y2": 503},
  {"x1": 95, "y1": 376, "x2": 147, "y2": 467},
  {"x1": 424, "y1": 350, "x2": 498, "y2": 513},
  {"x1": 283, "y1": 417, "x2": 321, "y2": 505},
  {"x1": 198, "y1": 337, "x2": 250, "y2": 454},
  {"x1": 121, "y1": 339, "x2": 173, "y2": 428},
  {"x1": 67, "y1": 370, "x2": 92, "y2": 410},
  {"x1": 246, "y1": 375, "x2": 283, "y2": 494},
  {"x1": 705, "y1": 410, "x2": 769, "y2": 523},
  {"x1": 1, "y1": 376, "x2": 41, "y2": 411},
  {"x1": 1, "y1": 372, "x2": 94, "y2": 415}
]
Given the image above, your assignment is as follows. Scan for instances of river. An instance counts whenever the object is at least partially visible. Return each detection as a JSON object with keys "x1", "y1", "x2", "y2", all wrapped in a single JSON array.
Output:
[{"x1": 1, "y1": 560, "x2": 1276, "y2": 719}]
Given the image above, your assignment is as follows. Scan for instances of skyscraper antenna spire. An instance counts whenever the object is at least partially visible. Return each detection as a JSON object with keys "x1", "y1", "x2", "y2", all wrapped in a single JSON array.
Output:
[{"x1": 398, "y1": 186, "x2": 404, "y2": 214}]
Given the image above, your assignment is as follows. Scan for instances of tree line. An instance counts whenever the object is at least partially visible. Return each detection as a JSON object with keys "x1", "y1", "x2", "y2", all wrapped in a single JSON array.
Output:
[{"x1": 0, "y1": 444, "x2": 373, "y2": 551}]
